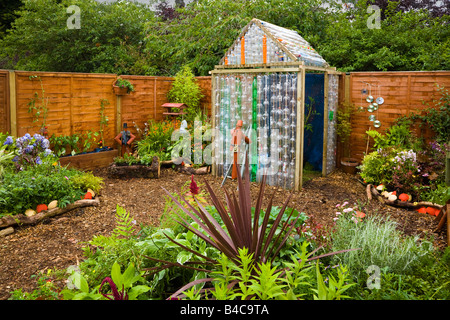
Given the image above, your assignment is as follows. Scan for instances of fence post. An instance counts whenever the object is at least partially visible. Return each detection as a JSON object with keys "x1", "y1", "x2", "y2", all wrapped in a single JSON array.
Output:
[
  {"x1": 116, "y1": 95, "x2": 122, "y2": 155},
  {"x1": 8, "y1": 71, "x2": 17, "y2": 137},
  {"x1": 446, "y1": 146, "x2": 450, "y2": 187}
]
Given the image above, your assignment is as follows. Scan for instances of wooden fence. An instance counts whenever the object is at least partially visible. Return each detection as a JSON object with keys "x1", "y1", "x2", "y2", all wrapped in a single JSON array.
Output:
[
  {"x1": 346, "y1": 71, "x2": 450, "y2": 161},
  {"x1": 0, "y1": 69, "x2": 448, "y2": 164},
  {"x1": 0, "y1": 70, "x2": 211, "y2": 150},
  {"x1": 0, "y1": 71, "x2": 9, "y2": 134}
]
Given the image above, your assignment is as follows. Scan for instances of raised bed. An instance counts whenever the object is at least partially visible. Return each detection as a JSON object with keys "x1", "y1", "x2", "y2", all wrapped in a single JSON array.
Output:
[
  {"x1": 59, "y1": 149, "x2": 118, "y2": 171},
  {"x1": 108, "y1": 156, "x2": 160, "y2": 179}
]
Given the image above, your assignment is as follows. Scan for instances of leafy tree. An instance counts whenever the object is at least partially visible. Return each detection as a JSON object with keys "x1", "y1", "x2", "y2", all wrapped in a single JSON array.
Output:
[
  {"x1": 144, "y1": 0, "x2": 335, "y2": 76},
  {"x1": 1, "y1": 0, "x2": 447, "y2": 75},
  {"x1": 167, "y1": 65, "x2": 204, "y2": 120},
  {"x1": 0, "y1": 0, "x2": 157, "y2": 74},
  {"x1": 0, "y1": 0, "x2": 23, "y2": 38},
  {"x1": 317, "y1": 0, "x2": 450, "y2": 71}
]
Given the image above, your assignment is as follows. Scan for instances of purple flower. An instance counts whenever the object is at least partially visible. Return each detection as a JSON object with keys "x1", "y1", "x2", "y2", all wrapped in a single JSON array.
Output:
[
  {"x1": 3, "y1": 136, "x2": 13, "y2": 146},
  {"x1": 36, "y1": 156, "x2": 42, "y2": 165},
  {"x1": 24, "y1": 145, "x2": 34, "y2": 154},
  {"x1": 41, "y1": 139, "x2": 49, "y2": 149}
]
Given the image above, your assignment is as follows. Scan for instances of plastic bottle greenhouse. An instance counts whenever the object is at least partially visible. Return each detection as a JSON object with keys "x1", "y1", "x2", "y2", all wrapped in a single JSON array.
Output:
[{"x1": 210, "y1": 19, "x2": 341, "y2": 191}]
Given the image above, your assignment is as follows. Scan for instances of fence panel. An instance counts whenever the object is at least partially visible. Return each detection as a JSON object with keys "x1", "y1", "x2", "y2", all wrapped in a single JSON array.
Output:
[
  {"x1": 14, "y1": 71, "x2": 117, "y2": 148},
  {"x1": 348, "y1": 71, "x2": 450, "y2": 161},
  {"x1": 3, "y1": 69, "x2": 448, "y2": 165}
]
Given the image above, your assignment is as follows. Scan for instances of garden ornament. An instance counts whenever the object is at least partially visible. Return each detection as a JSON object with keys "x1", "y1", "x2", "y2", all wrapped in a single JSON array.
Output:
[
  {"x1": 376, "y1": 97, "x2": 384, "y2": 105},
  {"x1": 115, "y1": 122, "x2": 136, "y2": 157},
  {"x1": 230, "y1": 120, "x2": 250, "y2": 179}
]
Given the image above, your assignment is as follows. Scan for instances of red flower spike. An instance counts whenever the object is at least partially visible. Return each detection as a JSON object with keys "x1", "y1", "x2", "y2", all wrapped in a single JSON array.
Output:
[
  {"x1": 355, "y1": 211, "x2": 366, "y2": 219},
  {"x1": 189, "y1": 175, "x2": 199, "y2": 195},
  {"x1": 99, "y1": 277, "x2": 128, "y2": 300}
]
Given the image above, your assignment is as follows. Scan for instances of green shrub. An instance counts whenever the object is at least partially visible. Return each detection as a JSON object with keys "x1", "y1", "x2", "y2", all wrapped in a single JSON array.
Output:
[
  {"x1": 354, "y1": 247, "x2": 450, "y2": 300},
  {"x1": 69, "y1": 171, "x2": 104, "y2": 194},
  {"x1": 367, "y1": 120, "x2": 422, "y2": 151},
  {"x1": 0, "y1": 162, "x2": 103, "y2": 216},
  {"x1": 136, "y1": 120, "x2": 174, "y2": 161},
  {"x1": 358, "y1": 148, "x2": 395, "y2": 185},
  {"x1": 167, "y1": 65, "x2": 204, "y2": 122},
  {"x1": 330, "y1": 214, "x2": 434, "y2": 282}
]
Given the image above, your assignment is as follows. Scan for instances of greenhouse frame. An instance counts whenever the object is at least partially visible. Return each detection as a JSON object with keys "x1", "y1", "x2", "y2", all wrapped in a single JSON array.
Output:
[{"x1": 210, "y1": 19, "x2": 341, "y2": 190}]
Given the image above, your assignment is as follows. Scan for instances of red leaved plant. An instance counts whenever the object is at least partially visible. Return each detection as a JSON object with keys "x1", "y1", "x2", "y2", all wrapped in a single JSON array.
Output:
[{"x1": 146, "y1": 154, "x2": 357, "y2": 299}]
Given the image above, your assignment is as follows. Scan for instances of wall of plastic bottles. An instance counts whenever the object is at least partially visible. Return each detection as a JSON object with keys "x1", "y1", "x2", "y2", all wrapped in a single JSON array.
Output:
[
  {"x1": 223, "y1": 23, "x2": 291, "y2": 65},
  {"x1": 222, "y1": 20, "x2": 328, "y2": 68},
  {"x1": 213, "y1": 72, "x2": 299, "y2": 189},
  {"x1": 325, "y1": 74, "x2": 339, "y2": 175}
]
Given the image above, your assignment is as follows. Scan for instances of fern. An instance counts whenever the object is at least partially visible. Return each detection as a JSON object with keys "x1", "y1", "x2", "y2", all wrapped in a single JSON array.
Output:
[
  {"x1": 88, "y1": 205, "x2": 135, "y2": 248},
  {"x1": 111, "y1": 205, "x2": 135, "y2": 239}
]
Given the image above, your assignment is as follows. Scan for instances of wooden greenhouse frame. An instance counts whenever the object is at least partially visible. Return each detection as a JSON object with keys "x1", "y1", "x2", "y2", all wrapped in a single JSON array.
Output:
[{"x1": 210, "y1": 19, "x2": 342, "y2": 191}]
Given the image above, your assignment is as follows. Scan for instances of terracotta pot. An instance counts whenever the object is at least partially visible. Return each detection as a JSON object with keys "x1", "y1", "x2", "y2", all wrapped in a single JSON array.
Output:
[
  {"x1": 340, "y1": 157, "x2": 359, "y2": 174},
  {"x1": 113, "y1": 85, "x2": 128, "y2": 96}
]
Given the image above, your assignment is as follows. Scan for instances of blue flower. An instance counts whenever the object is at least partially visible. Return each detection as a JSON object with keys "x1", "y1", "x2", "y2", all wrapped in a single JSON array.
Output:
[
  {"x1": 24, "y1": 145, "x2": 34, "y2": 154},
  {"x1": 41, "y1": 139, "x2": 50, "y2": 149},
  {"x1": 3, "y1": 136, "x2": 13, "y2": 146},
  {"x1": 36, "y1": 156, "x2": 42, "y2": 165},
  {"x1": 24, "y1": 133, "x2": 32, "y2": 140}
]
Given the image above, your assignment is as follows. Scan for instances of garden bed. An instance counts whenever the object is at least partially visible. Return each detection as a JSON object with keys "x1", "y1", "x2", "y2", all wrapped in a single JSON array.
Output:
[
  {"x1": 58, "y1": 149, "x2": 118, "y2": 171},
  {"x1": 108, "y1": 156, "x2": 160, "y2": 179},
  {"x1": 0, "y1": 167, "x2": 446, "y2": 300},
  {"x1": 0, "y1": 197, "x2": 100, "y2": 230}
]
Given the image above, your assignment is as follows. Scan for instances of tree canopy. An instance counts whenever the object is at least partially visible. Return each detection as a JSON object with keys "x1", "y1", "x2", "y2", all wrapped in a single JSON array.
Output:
[{"x1": 0, "y1": 0, "x2": 448, "y2": 75}]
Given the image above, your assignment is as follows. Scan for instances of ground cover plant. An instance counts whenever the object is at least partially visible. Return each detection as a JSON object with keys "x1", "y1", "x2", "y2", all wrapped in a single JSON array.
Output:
[
  {"x1": 329, "y1": 202, "x2": 450, "y2": 300},
  {"x1": 0, "y1": 133, "x2": 103, "y2": 217}
]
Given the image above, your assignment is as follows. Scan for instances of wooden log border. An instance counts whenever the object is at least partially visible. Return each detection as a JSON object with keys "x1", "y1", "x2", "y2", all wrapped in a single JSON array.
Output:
[
  {"x1": 367, "y1": 184, "x2": 443, "y2": 210},
  {"x1": 0, "y1": 197, "x2": 100, "y2": 229}
]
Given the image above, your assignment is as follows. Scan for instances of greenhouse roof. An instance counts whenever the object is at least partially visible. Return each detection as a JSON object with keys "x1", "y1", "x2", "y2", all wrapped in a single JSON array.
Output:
[{"x1": 220, "y1": 18, "x2": 329, "y2": 68}]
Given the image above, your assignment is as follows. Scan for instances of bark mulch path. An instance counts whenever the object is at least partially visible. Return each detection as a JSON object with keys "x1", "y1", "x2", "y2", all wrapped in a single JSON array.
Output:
[{"x1": 0, "y1": 167, "x2": 446, "y2": 300}]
